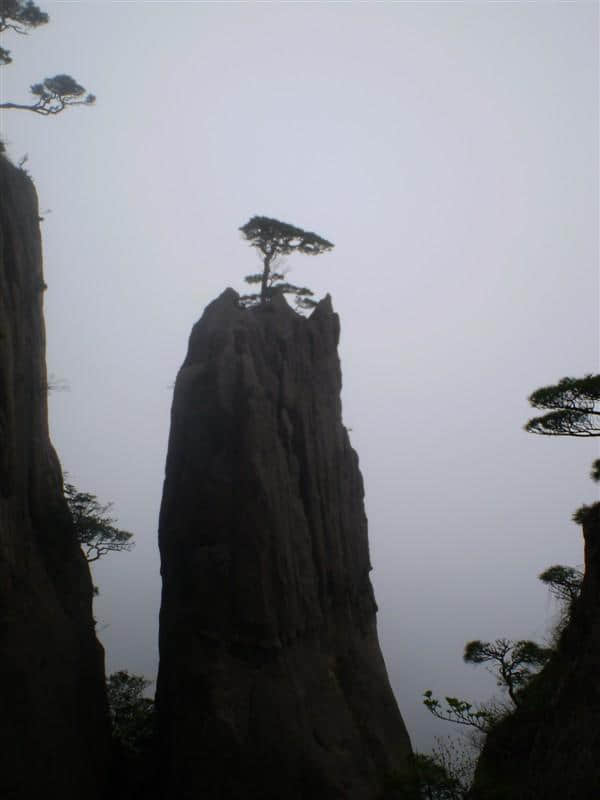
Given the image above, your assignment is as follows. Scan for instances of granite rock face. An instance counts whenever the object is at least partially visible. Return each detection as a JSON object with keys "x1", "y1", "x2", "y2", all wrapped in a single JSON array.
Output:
[
  {"x1": 471, "y1": 504, "x2": 600, "y2": 800},
  {"x1": 157, "y1": 289, "x2": 413, "y2": 799},
  {"x1": 0, "y1": 156, "x2": 110, "y2": 799}
]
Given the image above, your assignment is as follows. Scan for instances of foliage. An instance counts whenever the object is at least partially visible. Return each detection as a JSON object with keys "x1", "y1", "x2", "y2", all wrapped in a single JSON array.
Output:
[
  {"x1": 423, "y1": 554, "x2": 586, "y2": 793},
  {"x1": 463, "y1": 638, "x2": 552, "y2": 708},
  {"x1": 423, "y1": 691, "x2": 495, "y2": 734},
  {"x1": 539, "y1": 563, "x2": 583, "y2": 646},
  {"x1": 419, "y1": 737, "x2": 475, "y2": 799},
  {"x1": 383, "y1": 739, "x2": 474, "y2": 800},
  {"x1": 242, "y1": 269, "x2": 318, "y2": 311},
  {"x1": 413, "y1": 752, "x2": 464, "y2": 800},
  {"x1": 591, "y1": 458, "x2": 600, "y2": 482},
  {"x1": 26, "y1": 74, "x2": 95, "y2": 115},
  {"x1": 525, "y1": 374, "x2": 600, "y2": 437},
  {"x1": 239, "y1": 216, "x2": 333, "y2": 310},
  {"x1": 538, "y1": 564, "x2": 583, "y2": 607},
  {"x1": 0, "y1": 1, "x2": 95, "y2": 115},
  {"x1": 0, "y1": 1, "x2": 48, "y2": 36},
  {"x1": 572, "y1": 501, "x2": 600, "y2": 527},
  {"x1": 0, "y1": 0, "x2": 48, "y2": 65},
  {"x1": 424, "y1": 637, "x2": 551, "y2": 738},
  {"x1": 65, "y1": 482, "x2": 134, "y2": 563},
  {"x1": 106, "y1": 671, "x2": 154, "y2": 756}
]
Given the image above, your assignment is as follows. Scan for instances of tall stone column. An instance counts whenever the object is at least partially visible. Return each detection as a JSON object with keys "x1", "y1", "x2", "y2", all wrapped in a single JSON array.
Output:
[
  {"x1": 0, "y1": 155, "x2": 110, "y2": 800},
  {"x1": 157, "y1": 289, "x2": 413, "y2": 799}
]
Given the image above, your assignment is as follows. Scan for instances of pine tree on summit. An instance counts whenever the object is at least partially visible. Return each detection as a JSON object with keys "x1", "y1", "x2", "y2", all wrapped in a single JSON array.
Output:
[{"x1": 239, "y1": 216, "x2": 333, "y2": 310}]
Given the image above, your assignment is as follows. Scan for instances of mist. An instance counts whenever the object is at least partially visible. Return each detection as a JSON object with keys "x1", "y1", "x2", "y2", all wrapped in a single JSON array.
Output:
[{"x1": 1, "y1": 0, "x2": 597, "y2": 753}]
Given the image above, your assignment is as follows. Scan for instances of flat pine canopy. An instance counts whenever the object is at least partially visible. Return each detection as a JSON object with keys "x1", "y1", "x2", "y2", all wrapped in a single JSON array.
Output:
[{"x1": 239, "y1": 216, "x2": 334, "y2": 257}]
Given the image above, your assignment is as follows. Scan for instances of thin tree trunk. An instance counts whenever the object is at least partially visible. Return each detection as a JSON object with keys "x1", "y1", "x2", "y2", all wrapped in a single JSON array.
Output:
[{"x1": 260, "y1": 252, "x2": 273, "y2": 303}]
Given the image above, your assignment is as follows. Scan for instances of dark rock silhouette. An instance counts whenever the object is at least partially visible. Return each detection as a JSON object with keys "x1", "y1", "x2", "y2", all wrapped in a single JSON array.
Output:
[
  {"x1": 0, "y1": 155, "x2": 110, "y2": 799},
  {"x1": 471, "y1": 504, "x2": 600, "y2": 800},
  {"x1": 156, "y1": 289, "x2": 414, "y2": 799}
]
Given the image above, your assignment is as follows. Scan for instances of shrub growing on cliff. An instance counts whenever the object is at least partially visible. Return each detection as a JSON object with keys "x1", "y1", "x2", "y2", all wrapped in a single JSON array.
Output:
[
  {"x1": 538, "y1": 564, "x2": 583, "y2": 607},
  {"x1": 525, "y1": 374, "x2": 600, "y2": 437},
  {"x1": 424, "y1": 638, "x2": 552, "y2": 736},
  {"x1": 539, "y1": 563, "x2": 583, "y2": 644},
  {"x1": 417, "y1": 738, "x2": 474, "y2": 799},
  {"x1": 239, "y1": 216, "x2": 333, "y2": 310},
  {"x1": 423, "y1": 692, "x2": 497, "y2": 734},
  {"x1": 65, "y1": 482, "x2": 134, "y2": 563},
  {"x1": 0, "y1": 1, "x2": 95, "y2": 115},
  {"x1": 384, "y1": 741, "x2": 473, "y2": 800},
  {"x1": 463, "y1": 638, "x2": 552, "y2": 708},
  {"x1": 424, "y1": 556, "x2": 589, "y2": 737},
  {"x1": 572, "y1": 501, "x2": 600, "y2": 527}
]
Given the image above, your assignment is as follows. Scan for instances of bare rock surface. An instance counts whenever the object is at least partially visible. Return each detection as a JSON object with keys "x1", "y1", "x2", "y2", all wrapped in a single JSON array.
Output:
[
  {"x1": 0, "y1": 155, "x2": 109, "y2": 799},
  {"x1": 157, "y1": 289, "x2": 413, "y2": 799}
]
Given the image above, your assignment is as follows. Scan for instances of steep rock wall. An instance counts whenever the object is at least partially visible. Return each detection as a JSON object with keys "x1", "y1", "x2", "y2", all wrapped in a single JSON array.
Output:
[
  {"x1": 471, "y1": 504, "x2": 600, "y2": 800},
  {"x1": 157, "y1": 289, "x2": 413, "y2": 799},
  {"x1": 0, "y1": 155, "x2": 110, "y2": 799}
]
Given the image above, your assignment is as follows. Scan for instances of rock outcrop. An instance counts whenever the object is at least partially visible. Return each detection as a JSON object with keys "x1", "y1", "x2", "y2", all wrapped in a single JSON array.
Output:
[
  {"x1": 471, "y1": 503, "x2": 600, "y2": 800},
  {"x1": 0, "y1": 155, "x2": 110, "y2": 799},
  {"x1": 157, "y1": 289, "x2": 414, "y2": 799}
]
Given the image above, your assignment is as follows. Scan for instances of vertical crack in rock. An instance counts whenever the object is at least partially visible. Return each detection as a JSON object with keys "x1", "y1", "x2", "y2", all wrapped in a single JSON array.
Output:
[{"x1": 157, "y1": 289, "x2": 414, "y2": 799}]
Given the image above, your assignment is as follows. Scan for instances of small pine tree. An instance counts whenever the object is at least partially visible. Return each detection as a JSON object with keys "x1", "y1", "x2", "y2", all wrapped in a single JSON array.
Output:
[
  {"x1": 239, "y1": 216, "x2": 333, "y2": 311},
  {"x1": 0, "y1": 1, "x2": 95, "y2": 115}
]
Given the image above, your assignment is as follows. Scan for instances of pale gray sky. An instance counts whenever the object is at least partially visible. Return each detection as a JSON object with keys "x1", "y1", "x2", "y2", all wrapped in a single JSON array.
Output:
[{"x1": 1, "y1": 0, "x2": 598, "y2": 753}]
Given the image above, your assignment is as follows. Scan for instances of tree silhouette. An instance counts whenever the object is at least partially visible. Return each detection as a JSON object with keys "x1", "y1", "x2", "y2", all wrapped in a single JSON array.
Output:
[
  {"x1": 239, "y1": 216, "x2": 333, "y2": 310},
  {"x1": 463, "y1": 639, "x2": 551, "y2": 708},
  {"x1": 106, "y1": 670, "x2": 154, "y2": 756},
  {"x1": 0, "y1": 1, "x2": 95, "y2": 115},
  {"x1": 538, "y1": 565, "x2": 583, "y2": 607},
  {"x1": 423, "y1": 691, "x2": 494, "y2": 734},
  {"x1": 2, "y1": 74, "x2": 95, "y2": 115},
  {"x1": 1, "y1": 0, "x2": 47, "y2": 65},
  {"x1": 424, "y1": 638, "x2": 552, "y2": 733},
  {"x1": 65, "y1": 483, "x2": 133, "y2": 563},
  {"x1": 525, "y1": 375, "x2": 600, "y2": 437}
]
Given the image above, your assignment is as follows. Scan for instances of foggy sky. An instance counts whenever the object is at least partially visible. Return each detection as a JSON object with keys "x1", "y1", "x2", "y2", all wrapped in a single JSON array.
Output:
[{"x1": 1, "y1": 1, "x2": 598, "y2": 753}]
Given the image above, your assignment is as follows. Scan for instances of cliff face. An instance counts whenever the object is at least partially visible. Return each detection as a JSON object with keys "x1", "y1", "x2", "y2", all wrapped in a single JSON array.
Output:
[
  {"x1": 157, "y1": 289, "x2": 413, "y2": 799},
  {"x1": 0, "y1": 156, "x2": 109, "y2": 798},
  {"x1": 471, "y1": 505, "x2": 600, "y2": 800}
]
